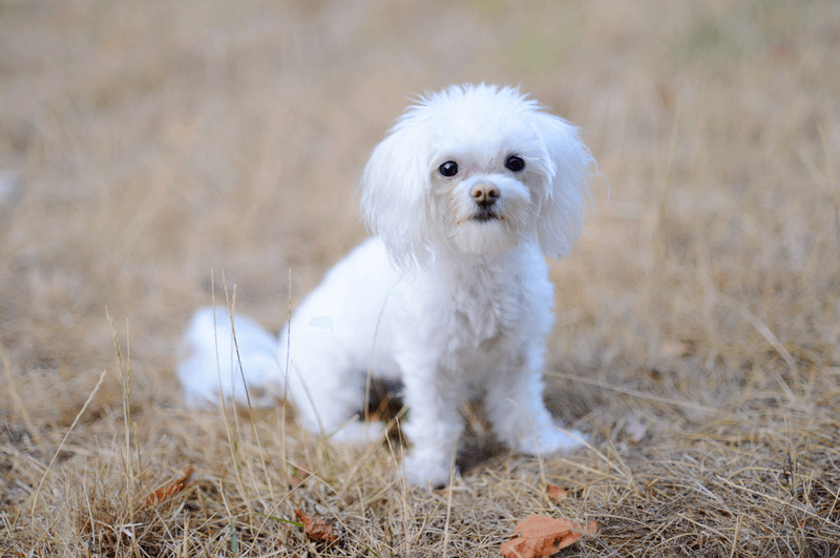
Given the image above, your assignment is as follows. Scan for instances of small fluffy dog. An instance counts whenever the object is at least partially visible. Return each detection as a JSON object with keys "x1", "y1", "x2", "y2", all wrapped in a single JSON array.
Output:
[{"x1": 179, "y1": 84, "x2": 594, "y2": 487}]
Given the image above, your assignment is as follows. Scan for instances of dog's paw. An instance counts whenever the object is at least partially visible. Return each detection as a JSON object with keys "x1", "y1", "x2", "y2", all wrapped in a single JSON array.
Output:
[
  {"x1": 329, "y1": 420, "x2": 387, "y2": 447},
  {"x1": 403, "y1": 452, "x2": 454, "y2": 489},
  {"x1": 516, "y1": 426, "x2": 586, "y2": 456}
]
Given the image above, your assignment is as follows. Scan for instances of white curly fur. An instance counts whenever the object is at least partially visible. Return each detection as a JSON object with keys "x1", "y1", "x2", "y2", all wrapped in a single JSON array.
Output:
[{"x1": 178, "y1": 84, "x2": 594, "y2": 487}]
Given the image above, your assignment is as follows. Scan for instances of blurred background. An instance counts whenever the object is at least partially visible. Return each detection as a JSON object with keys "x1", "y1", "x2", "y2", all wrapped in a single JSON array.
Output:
[{"x1": 0, "y1": 0, "x2": 838, "y2": 464}]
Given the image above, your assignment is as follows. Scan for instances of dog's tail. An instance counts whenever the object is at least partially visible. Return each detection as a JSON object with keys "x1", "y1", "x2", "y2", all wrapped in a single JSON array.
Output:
[{"x1": 177, "y1": 307, "x2": 285, "y2": 409}]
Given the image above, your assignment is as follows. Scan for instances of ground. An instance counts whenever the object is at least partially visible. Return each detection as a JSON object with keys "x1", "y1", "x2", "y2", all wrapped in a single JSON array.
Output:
[{"x1": 1, "y1": 0, "x2": 839, "y2": 556}]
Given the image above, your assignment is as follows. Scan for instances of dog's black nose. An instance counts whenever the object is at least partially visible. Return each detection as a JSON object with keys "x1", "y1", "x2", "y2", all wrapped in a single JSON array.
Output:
[{"x1": 470, "y1": 182, "x2": 500, "y2": 207}]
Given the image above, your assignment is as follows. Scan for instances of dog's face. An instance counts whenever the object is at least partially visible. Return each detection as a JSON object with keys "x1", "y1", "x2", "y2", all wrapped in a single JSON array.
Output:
[
  {"x1": 428, "y1": 110, "x2": 549, "y2": 256},
  {"x1": 361, "y1": 84, "x2": 593, "y2": 267}
]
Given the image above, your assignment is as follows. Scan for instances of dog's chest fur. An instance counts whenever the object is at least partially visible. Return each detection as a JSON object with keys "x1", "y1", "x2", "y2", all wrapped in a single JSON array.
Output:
[
  {"x1": 450, "y1": 262, "x2": 524, "y2": 347},
  {"x1": 423, "y1": 250, "x2": 545, "y2": 379},
  {"x1": 383, "y1": 243, "x2": 552, "y2": 388}
]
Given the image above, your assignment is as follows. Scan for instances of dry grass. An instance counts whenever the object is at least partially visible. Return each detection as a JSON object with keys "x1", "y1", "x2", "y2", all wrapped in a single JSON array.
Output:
[{"x1": 1, "y1": 0, "x2": 839, "y2": 556}]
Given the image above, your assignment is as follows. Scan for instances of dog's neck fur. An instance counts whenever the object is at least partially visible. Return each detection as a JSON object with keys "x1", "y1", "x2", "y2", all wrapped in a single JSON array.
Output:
[{"x1": 428, "y1": 243, "x2": 535, "y2": 345}]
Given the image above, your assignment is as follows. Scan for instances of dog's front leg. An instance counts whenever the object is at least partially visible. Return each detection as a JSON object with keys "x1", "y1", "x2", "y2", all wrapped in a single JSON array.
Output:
[
  {"x1": 486, "y1": 350, "x2": 586, "y2": 456},
  {"x1": 398, "y1": 366, "x2": 464, "y2": 488}
]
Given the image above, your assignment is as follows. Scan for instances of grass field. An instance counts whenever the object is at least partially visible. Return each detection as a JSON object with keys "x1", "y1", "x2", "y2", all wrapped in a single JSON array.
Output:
[{"x1": 2, "y1": 0, "x2": 840, "y2": 556}]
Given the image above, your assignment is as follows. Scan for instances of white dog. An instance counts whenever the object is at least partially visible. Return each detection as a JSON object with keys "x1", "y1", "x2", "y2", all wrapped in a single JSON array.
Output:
[{"x1": 179, "y1": 84, "x2": 594, "y2": 487}]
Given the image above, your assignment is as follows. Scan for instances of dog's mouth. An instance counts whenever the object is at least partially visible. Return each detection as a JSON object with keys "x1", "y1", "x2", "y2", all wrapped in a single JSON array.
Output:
[{"x1": 471, "y1": 207, "x2": 500, "y2": 222}]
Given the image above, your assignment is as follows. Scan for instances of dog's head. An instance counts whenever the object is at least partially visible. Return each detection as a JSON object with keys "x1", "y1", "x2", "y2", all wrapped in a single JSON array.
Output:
[{"x1": 361, "y1": 84, "x2": 594, "y2": 268}]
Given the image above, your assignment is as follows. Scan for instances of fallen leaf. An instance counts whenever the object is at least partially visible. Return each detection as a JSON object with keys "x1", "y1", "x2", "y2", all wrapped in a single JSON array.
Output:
[
  {"x1": 145, "y1": 468, "x2": 195, "y2": 507},
  {"x1": 546, "y1": 485, "x2": 567, "y2": 502},
  {"x1": 294, "y1": 509, "x2": 337, "y2": 544},
  {"x1": 500, "y1": 514, "x2": 598, "y2": 558},
  {"x1": 290, "y1": 461, "x2": 312, "y2": 486}
]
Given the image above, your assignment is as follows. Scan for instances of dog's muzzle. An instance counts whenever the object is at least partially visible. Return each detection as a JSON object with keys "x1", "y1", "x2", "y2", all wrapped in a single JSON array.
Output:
[{"x1": 470, "y1": 182, "x2": 500, "y2": 222}]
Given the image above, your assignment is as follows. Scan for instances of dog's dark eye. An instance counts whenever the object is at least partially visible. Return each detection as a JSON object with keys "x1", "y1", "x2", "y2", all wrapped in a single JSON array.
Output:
[
  {"x1": 439, "y1": 161, "x2": 459, "y2": 177},
  {"x1": 505, "y1": 155, "x2": 525, "y2": 172}
]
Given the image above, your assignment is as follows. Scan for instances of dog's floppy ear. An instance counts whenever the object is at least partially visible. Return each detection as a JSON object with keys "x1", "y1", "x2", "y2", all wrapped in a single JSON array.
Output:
[
  {"x1": 529, "y1": 112, "x2": 595, "y2": 260},
  {"x1": 360, "y1": 113, "x2": 435, "y2": 269}
]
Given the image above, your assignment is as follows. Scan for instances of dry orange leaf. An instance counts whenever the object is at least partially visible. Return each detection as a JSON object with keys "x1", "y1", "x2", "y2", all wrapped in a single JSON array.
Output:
[
  {"x1": 500, "y1": 514, "x2": 598, "y2": 558},
  {"x1": 290, "y1": 461, "x2": 312, "y2": 486},
  {"x1": 145, "y1": 468, "x2": 194, "y2": 507},
  {"x1": 546, "y1": 484, "x2": 568, "y2": 502},
  {"x1": 294, "y1": 509, "x2": 337, "y2": 544}
]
